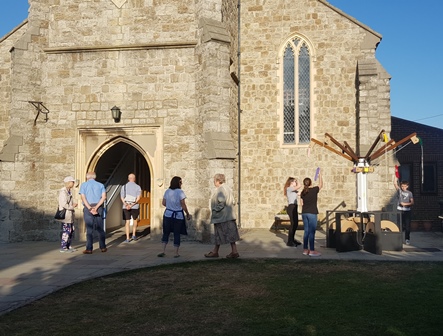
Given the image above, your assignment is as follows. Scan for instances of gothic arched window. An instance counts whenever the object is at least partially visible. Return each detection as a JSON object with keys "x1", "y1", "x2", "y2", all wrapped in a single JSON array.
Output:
[{"x1": 282, "y1": 37, "x2": 311, "y2": 144}]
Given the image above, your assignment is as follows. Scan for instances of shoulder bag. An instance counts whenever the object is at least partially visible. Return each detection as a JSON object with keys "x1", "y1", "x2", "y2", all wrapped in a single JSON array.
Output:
[{"x1": 54, "y1": 193, "x2": 72, "y2": 220}]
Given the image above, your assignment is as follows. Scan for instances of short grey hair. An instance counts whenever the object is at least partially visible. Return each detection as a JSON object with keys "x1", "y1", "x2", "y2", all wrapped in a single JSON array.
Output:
[
  {"x1": 214, "y1": 173, "x2": 225, "y2": 184},
  {"x1": 86, "y1": 171, "x2": 96, "y2": 179}
]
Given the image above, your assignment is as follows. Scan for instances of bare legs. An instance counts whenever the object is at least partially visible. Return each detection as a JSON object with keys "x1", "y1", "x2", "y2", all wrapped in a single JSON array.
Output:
[
  {"x1": 132, "y1": 219, "x2": 138, "y2": 239},
  {"x1": 125, "y1": 219, "x2": 138, "y2": 240},
  {"x1": 158, "y1": 242, "x2": 180, "y2": 257},
  {"x1": 125, "y1": 220, "x2": 131, "y2": 240}
]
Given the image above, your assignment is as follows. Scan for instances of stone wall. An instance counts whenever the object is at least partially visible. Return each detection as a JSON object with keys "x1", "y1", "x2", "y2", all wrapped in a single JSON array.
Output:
[
  {"x1": 238, "y1": 0, "x2": 395, "y2": 228},
  {"x1": 357, "y1": 58, "x2": 394, "y2": 212},
  {"x1": 0, "y1": 23, "x2": 28, "y2": 147},
  {"x1": 0, "y1": 0, "x2": 396, "y2": 241},
  {"x1": 0, "y1": 0, "x2": 235, "y2": 242}
]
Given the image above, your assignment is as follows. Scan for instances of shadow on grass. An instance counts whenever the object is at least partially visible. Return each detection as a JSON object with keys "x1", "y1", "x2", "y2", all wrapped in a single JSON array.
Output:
[{"x1": 1, "y1": 259, "x2": 443, "y2": 336}]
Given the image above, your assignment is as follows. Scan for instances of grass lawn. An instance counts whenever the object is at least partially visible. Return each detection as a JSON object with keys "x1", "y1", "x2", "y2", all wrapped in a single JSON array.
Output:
[{"x1": 0, "y1": 259, "x2": 442, "y2": 336}]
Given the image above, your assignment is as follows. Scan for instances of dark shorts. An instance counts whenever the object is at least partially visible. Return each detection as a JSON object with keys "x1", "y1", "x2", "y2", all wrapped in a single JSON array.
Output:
[{"x1": 122, "y1": 208, "x2": 140, "y2": 220}]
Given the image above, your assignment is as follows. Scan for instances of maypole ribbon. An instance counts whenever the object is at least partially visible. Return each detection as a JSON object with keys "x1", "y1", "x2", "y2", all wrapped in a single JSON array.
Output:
[
  {"x1": 418, "y1": 137, "x2": 424, "y2": 185},
  {"x1": 410, "y1": 136, "x2": 423, "y2": 184}
]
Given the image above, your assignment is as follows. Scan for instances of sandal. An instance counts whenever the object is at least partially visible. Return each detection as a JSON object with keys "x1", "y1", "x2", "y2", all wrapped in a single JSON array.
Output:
[
  {"x1": 226, "y1": 252, "x2": 240, "y2": 259},
  {"x1": 204, "y1": 251, "x2": 219, "y2": 258},
  {"x1": 157, "y1": 252, "x2": 166, "y2": 257}
]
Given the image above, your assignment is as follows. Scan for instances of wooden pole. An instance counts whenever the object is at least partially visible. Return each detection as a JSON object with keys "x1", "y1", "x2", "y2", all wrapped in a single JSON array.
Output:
[{"x1": 310, "y1": 138, "x2": 353, "y2": 162}]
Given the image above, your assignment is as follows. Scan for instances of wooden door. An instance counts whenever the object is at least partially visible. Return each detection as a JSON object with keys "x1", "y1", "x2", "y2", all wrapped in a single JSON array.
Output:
[{"x1": 138, "y1": 190, "x2": 150, "y2": 226}]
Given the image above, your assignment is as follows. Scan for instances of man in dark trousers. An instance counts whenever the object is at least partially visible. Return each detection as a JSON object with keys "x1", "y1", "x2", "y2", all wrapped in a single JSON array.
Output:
[
  {"x1": 79, "y1": 171, "x2": 107, "y2": 254},
  {"x1": 394, "y1": 179, "x2": 414, "y2": 245}
]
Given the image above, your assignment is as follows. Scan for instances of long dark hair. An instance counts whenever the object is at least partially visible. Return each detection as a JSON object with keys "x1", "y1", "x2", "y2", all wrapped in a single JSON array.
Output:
[
  {"x1": 169, "y1": 176, "x2": 182, "y2": 190},
  {"x1": 301, "y1": 177, "x2": 312, "y2": 197},
  {"x1": 283, "y1": 177, "x2": 295, "y2": 196}
]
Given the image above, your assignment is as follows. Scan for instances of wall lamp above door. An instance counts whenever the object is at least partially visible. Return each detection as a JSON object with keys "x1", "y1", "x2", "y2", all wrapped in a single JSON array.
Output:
[{"x1": 111, "y1": 106, "x2": 122, "y2": 123}]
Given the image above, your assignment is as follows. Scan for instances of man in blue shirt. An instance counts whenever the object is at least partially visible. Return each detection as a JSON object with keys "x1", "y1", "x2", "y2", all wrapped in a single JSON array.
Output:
[{"x1": 79, "y1": 171, "x2": 107, "y2": 254}]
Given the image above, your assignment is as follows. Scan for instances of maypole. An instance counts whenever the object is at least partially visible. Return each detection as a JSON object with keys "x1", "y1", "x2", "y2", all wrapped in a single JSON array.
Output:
[{"x1": 311, "y1": 130, "x2": 419, "y2": 212}]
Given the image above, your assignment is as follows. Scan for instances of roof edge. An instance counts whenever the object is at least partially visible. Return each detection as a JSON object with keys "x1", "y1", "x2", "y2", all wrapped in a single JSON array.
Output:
[
  {"x1": 392, "y1": 116, "x2": 443, "y2": 133},
  {"x1": 318, "y1": 0, "x2": 382, "y2": 40},
  {"x1": 0, "y1": 19, "x2": 28, "y2": 43}
]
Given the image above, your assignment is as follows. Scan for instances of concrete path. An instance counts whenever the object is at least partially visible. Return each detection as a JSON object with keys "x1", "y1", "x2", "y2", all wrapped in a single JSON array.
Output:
[{"x1": 1, "y1": 228, "x2": 442, "y2": 316}]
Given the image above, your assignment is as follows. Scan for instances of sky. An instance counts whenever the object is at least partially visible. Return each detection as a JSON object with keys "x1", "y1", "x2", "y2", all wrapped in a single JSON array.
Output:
[
  {"x1": 328, "y1": 0, "x2": 443, "y2": 129},
  {"x1": 1, "y1": 1, "x2": 442, "y2": 129}
]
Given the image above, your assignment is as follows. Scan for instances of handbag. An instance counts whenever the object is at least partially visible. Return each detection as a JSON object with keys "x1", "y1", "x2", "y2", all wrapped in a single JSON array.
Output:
[
  {"x1": 54, "y1": 193, "x2": 71, "y2": 220},
  {"x1": 54, "y1": 208, "x2": 66, "y2": 220}
]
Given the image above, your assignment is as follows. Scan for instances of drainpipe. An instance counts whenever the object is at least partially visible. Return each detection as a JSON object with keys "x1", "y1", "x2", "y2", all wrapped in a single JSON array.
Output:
[{"x1": 237, "y1": 0, "x2": 242, "y2": 228}]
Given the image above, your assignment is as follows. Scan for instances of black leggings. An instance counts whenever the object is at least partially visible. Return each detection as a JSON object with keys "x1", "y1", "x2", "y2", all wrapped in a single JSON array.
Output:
[
  {"x1": 401, "y1": 210, "x2": 411, "y2": 240},
  {"x1": 287, "y1": 203, "x2": 299, "y2": 244}
]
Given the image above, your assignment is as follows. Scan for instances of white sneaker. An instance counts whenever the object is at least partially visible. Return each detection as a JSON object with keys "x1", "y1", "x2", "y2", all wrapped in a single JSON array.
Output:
[
  {"x1": 405, "y1": 239, "x2": 410, "y2": 245},
  {"x1": 309, "y1": 251, "x2": 321, "y2": 257}
]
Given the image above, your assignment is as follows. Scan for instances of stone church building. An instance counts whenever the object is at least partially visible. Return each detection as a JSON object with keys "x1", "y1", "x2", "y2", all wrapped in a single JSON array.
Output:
[{"x1": 0, "y1": 0, "x2": 396, "y2": 243}]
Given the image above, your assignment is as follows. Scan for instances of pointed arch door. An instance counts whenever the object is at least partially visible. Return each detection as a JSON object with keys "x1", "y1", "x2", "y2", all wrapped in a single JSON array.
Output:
[{"x1": 93, "y1": 140, "x2": 151, "y2": 229}]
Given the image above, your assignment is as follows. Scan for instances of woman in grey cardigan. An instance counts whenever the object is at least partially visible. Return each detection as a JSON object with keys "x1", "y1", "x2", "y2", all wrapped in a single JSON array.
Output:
[
  {"x1": 204, "y1": 173, "x2": 240, "y2": 259},
  {"x1": 57, "y1": 176, "x2": 78, "y2": 252}
]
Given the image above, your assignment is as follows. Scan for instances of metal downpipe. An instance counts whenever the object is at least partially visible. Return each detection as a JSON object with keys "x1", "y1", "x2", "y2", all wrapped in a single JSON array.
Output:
[{"x1": 237, "y1": 0, "x2": 242, "y2": 228}]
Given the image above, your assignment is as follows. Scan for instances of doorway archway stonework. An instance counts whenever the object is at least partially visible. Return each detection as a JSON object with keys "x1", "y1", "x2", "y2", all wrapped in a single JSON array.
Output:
[{"x1": 76, "y1": 126, "x2": 163, "y2": 239}]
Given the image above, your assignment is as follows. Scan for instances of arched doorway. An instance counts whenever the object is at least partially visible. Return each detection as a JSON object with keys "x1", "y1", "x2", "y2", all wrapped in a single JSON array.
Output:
[{"x1": 88, "y1": 139, "x2": 151, "y2": 232}]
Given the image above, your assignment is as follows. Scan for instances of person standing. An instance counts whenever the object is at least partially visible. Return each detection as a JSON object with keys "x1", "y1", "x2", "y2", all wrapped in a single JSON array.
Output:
[
  {"x1": 284, "y1": 177, "x2": 302, "y2": 247},
  {"x1": 157, "y1": 176, "x2": 191, "y2": 258},
  {"x1": 57, "y1": 176, "x2": 78, "y2": 252},
  {"x1": 394, "y1": 179, "x2": 414, "y2": 245},
  {"x1": 300, "y1": 170, "x2": 323, "y2": 257},
  {"x1": 204, "y1": 173, "x2": 240, "y2": 259},
  {"x1": 120, "y1": 173, "x2": 142, "y2": 242},
  {"x1": 79, "y1": 171, "x2": 107, "y2": 254}
]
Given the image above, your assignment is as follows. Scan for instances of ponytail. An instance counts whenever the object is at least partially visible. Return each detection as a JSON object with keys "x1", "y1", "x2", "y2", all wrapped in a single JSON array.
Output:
[{"x1": 301, "y1": 178, "x2": 312, "y2": 197}]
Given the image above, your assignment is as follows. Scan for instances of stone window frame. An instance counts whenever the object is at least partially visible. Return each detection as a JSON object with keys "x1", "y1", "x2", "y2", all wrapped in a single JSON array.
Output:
[{"x1": 278, "y1": 33, "x2": 315, "y2": 147}]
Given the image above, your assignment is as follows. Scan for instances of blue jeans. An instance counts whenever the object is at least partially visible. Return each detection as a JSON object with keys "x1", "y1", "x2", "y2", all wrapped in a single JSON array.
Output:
[
  {"x1": 83, "y1": 207, "x2": 106, "y2": 251},
  {"x1": 302, "y1": 213, "x2": 317, "y2": 250}
]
